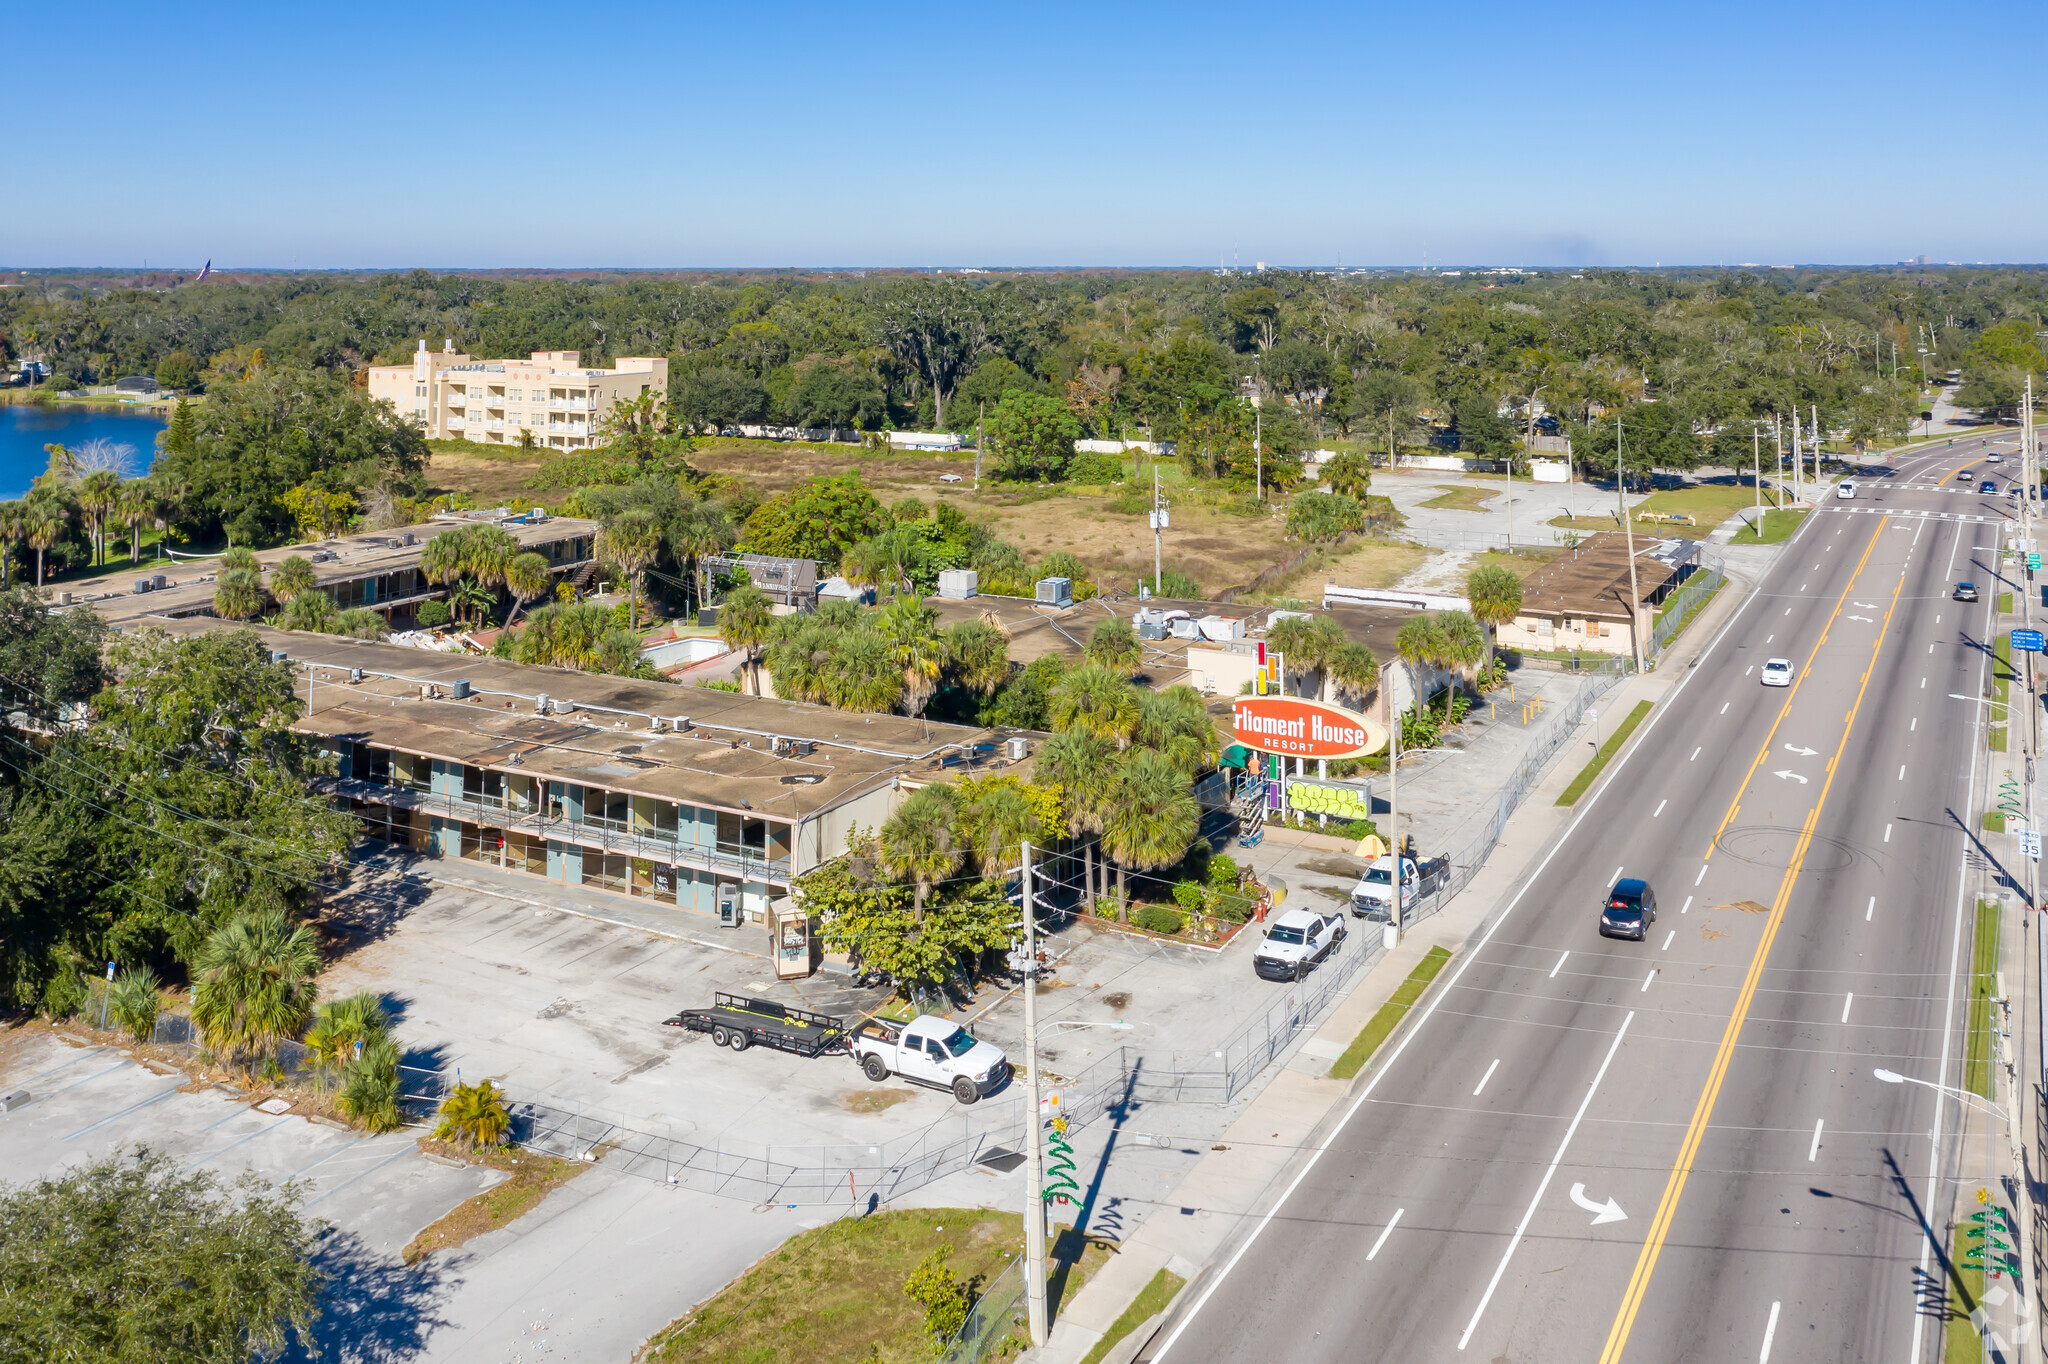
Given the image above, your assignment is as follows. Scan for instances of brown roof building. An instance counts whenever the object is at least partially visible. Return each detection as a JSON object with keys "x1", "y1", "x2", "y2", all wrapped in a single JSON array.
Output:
[{"x1": 1497, "y1": 533, "x2": 1699, "y2": 658}]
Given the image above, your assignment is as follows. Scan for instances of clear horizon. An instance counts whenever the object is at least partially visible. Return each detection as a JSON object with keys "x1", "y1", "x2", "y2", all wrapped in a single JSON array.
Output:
[{"x1": 7, "y1": 0, "x2": 2044, "y2": 270}]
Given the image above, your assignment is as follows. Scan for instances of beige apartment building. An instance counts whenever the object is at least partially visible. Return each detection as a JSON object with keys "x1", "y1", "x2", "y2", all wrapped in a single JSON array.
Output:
[{"x1": 366, "y1": 340, "x2": 668, "y2": 448}]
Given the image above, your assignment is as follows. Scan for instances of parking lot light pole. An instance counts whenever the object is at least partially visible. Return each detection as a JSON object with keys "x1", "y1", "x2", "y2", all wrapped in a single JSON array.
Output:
[{"x1": 1021, "y1": 842, "x2": 1048, "y2": 1347}]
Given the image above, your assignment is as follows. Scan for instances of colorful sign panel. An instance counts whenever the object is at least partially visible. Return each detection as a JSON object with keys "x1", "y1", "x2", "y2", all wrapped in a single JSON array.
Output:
[{"x1": 1231, "y1": 696, "x2": 1387, "y2": 760}]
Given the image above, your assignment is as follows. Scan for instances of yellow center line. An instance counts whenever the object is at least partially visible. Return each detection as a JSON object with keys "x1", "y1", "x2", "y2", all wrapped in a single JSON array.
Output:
[
  {"x1": 1705, "y1": 516, "x2": 1887, "y2": 858},
  {"x1": 1598, "y1": 524, "x2": 1908, "y2": 1363}
]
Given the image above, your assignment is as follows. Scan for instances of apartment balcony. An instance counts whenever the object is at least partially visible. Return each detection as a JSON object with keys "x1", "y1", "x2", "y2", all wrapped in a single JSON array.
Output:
[
  {"x1": 548, "y1": 398, "x2": 596, "y2": 411},
  {"x1": 327, "y1": 779, "x2": 792, "y2": 882},
  {"x1": 446, "y1": 417, "x2": 466, "y2": 430},
  {"x1": 487, "y1": 419, "x2": 505, "y2": 431}
]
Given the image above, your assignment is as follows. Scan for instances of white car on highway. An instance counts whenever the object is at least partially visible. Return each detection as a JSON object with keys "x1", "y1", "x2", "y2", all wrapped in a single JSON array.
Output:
[
  {"x1": 1835, "y1": 480, "x2": 1856, "y2": 499},
  {"x1": 1760, "y1": 657, "x2": 1794, "y2": 687}
]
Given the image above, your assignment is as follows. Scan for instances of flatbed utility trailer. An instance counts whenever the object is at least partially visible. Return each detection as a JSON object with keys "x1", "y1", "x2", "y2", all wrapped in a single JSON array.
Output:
[{"x1": 663, "y1": 993, "x2": 848, "y2": 1058}]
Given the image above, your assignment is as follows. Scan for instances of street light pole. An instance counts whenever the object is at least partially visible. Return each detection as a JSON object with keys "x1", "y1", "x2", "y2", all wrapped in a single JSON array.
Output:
[{"x1": 1020, "y1": 840, "x2": 1047, "y2": 1347}]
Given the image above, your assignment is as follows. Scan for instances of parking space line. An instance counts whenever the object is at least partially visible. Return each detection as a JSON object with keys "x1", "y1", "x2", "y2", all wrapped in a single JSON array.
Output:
[
  {"x1": 13, "y1": 1045, "x2": 113, "y2": 1088},
  {"x1": 183, "y1": 1116, "x2": 292, "y2": 1172},
  {"x1": 306, "y1": 1141, "x2": 423, "y2": 1209},
  {"x1": 36, "y1": 1059, "x2": 135, "y2": 1102},
  {"x1": 62, "y1": 1082, "x2": 183, "y2": 1141}
]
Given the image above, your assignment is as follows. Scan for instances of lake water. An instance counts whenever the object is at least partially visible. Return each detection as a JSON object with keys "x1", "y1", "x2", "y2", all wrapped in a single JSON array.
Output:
[{"x1": 0, "y1": 406, "x2": 169, "y2": 499}]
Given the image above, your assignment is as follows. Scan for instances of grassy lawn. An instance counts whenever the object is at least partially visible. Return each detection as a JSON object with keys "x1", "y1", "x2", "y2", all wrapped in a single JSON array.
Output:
[
  {"x1": 401, "y1": 1142, "x2": 586, "y2": 1265},
  {"x1": 1550, "y1": 481, "x2": 1773, "y2": 537},
  {"x1": 639, "y1": 1208, "x2": 1112, "y2": 1364},
  {"x1": 1652, "y1": 578, "x2": 1723, "y2": 652},
  {"x1": 1302, "y1": 538, "x2": 1432, "y2": 594},
  {"x1": 1944, "y1": 1215, "x2": 1987, "y2": 1364},
  {"x1": 1079, "y1": 1269, "x2": 1185, "y2": 1364},
  {"x1": 1965, "y1": 900, "x2": 2000, "y2": 1099},
  {"x1": 1557, "y1": 700, "x2": 1653, "y2": 805},
  {"x1": 1728, "y1": 509, "x2": 1808, "y2": 545},
  {"x1": 1330, "y1": 946, "x2": 1453, "y2": 1080},
  {"x1": 1418, "y1": 485, "x2": 1497, "y2": 512},
  {"x1": 1998, "y1": 591, "x2": 2014, "y2": 614}
]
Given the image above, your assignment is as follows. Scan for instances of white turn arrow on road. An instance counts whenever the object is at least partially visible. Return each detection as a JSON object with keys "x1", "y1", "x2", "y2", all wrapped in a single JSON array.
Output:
[
  {"x1": 1569, "y1": 1183, "x2": 1628, "y2": 1225},
  {"x1": 1846, "y1": 615, "x2": 1876, "y2": 623},
  {"x1": 1854, "y1": 602, "x2": 1879, "y2": 609},
  {"x1": 1774, "y1": 770, "x2": 1810, "y2": 783},
  {"x1": 1782, "y1": 743, "x2": 1818, "y2": 756}
]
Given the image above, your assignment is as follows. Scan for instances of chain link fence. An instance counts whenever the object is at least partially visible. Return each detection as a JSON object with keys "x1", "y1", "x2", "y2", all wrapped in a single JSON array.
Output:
[
  {"x1": 939, "y1": 1255, "x2": 1028, "y2": 1364},
  {"x1": 1648, "y1": 554, "x2": 1727, "y2": 659}
]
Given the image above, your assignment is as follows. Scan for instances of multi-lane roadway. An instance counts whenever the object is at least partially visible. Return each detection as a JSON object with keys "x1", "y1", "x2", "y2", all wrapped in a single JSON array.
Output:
[{"x1": 1155, "y1": 436, "x2": 2031, "y2": 1362}]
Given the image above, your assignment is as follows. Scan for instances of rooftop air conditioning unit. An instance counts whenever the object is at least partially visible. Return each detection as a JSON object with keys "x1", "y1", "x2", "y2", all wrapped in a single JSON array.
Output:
[
  {"x1": 551, "y1": 699, "x2": 578, "y2": 715},
  {"x1": 1005, "y1": 737, "x2": 1029, "y2": 760},
  {"x1": 1137, "y1": 619, "x2": 1168, "y2": 641},
  {"x1": 270, "y1": 650, "x2": 289, "y2": 665},
  {"x1": 1035, "y1": 576, "x2": 1073, "y2": 608},
  {"x1": 937, "y1": 568, "x2": 978, "y2": 600},
  {"x1": 535, "y1": 692, "x2": 550, "y2": 713},
  {"x1": 151, "y1": 574, "x2": 167, "y2": 590},
  {"x1": 673, "y1": 716, "x2": 691, "y2": 731},
  {"x1": 133, "y1": 579, "x2": 152, "y2": 594},
  {"x1": 451, "y1": 679, "x2": 472, "y2": 699},
  {"x1": 349, "y1": 668, "x2": 364, "y2": 684}
]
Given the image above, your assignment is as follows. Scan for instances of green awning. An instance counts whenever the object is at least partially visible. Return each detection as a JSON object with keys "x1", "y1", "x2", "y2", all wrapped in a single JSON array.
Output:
[{"x1": 1221, "y1": 744, "x2": 1251, "y2": 767}]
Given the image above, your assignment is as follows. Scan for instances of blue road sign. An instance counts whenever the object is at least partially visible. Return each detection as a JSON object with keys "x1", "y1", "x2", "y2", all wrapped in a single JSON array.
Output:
[{"x1": 2012, "y1": 629, "x2": 2046, "y2": 653}]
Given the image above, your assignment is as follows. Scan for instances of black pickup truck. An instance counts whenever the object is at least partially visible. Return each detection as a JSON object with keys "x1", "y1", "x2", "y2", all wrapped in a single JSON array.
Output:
[{"x1": 663, "y1": 993, "x2": 849, "y2": 1058}]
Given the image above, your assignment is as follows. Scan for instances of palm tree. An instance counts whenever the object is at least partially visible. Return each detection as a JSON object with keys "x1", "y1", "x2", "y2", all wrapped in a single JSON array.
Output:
[
  {"x1": 1048, "y1": 662, "x2": 1142, "y2": 748},
  {"x1": 669, "y1": 504, "x2": 734, "y2": 616},
  {"x1": 1133, "y1": 685, "x2": 1219, "y2": 775},
  {"x1": 1036, "y1": 731, "x2": 1118, "y2": 912},
  {"x1": 878, "y1": 785, "x2": 964, "y2": 922},
  {"x1": 941, "y1": 619, "x2": 1011, "y2": 697},
  {"x1": 877, "y1": 598, "x2": 944, "y2": 716},
  {"x1": 960, "y1": 781, "x2": 1043, "y2": 879},
  {"x1": 213, "y1": 567, "x2": 266, "y2": 621},
  {"x1": 115, "y1": 480, "x2": 153, "y2": 562},
  {"x1": 1101, "y1": 750, "x2": 1199, "y2": 918},
  {"x1": 1321, "y1": 449, "x2": 1373, "y2": 500},
  {"x1": 1265, "y1": 615, "x2": 1345, "y2": 700},
  {"x1": 1326, "y1": 641, "x2": 1381, "y2": 709},
  {"x1": 826, "y1": 627, "x2": 906, "y2": 712},
  {"x1": 0, "y1": 502, "x2": 26, "y2": 588},
  {"x1": 718, "y1": 585, "x2": 774, "y2": 695},
  {"x1": 435, "y1": 1079, "x2": 511, "y2": 1150},
  {"x1": 190, "y1": 910, "x2": 321, "y2": 1069},
  {"x1": 1465, "y1": 564, "x2": 1524, "y2": 666},
  {"x1": 449, "y1": 578, "x2": 496, "y2": 626},
  {"x1": 503, "y1": 551, "x2": 553, "y2": 625},
  {"x1": 75, "y1": 470, "x2": 121, "y2": 567},
  {"x1": 268, "y1": 554, "x2": 319, "y2": 601},
  {"x1": 305, "y1": 992, "x2": 390, "y2": 1075},
  {"x1": 1085, "y1": 617, "x2": 1144, "y2": 677},
  {"x1": 1395, "y1": 615, "x2": 1448, "y2": 734},
  {"x1": 595, "y1": 508, "x2": 663, "y2": 630},
  {"x1": 24, "y1": 496, "x2": 66, "y2": 588},
  {"x1": 278, "y1": 590, "x2": 339, "y2": 633},
  {"x1": 220, "y1": 546, "x2": 260, "y2": 575},
  {"x1": 1435, "y1": 610, "x2": 1486, "y2": 720}
]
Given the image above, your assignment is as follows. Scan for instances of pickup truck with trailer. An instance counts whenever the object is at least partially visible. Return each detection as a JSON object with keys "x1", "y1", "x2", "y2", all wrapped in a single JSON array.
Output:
[
  {"x1": 848, "y1": 1014, "x2": 1011, "y2": 1105},
  {"x1": 1349, "y1": 854, "x2": 1450, "y2": 921},
  {"x1": 663, "y1": 993, "x2": 849, "y2": 1057},
  {"x1": 1252, "y1": 908, "x2": 1347, "y2": 981}
]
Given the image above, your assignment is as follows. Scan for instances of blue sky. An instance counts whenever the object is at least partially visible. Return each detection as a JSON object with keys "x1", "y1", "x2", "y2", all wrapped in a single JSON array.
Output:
[{"x1": 7, "y1": 0, "x2": 2043, "y2": 269}]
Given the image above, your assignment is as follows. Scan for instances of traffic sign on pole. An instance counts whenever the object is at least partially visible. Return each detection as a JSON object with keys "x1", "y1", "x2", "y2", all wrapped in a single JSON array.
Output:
[
  {"x1": 2012, "y1": 629, "x2": 2045, "y2": 653},
  {"x1": 2021, "y1": 829, "x2": 2042, "y2": 862}
]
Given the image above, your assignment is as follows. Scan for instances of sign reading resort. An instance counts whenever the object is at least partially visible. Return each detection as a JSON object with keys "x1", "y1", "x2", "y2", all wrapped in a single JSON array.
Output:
[{"x1": 1231, "y1": 696, "x2": 1386, "y2": 760}]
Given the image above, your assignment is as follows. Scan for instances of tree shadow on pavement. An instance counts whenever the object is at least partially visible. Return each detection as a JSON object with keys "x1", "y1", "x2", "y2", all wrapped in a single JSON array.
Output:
[{"x1": 287, "y1": 1228, "x2": 461, "y2": 1363}]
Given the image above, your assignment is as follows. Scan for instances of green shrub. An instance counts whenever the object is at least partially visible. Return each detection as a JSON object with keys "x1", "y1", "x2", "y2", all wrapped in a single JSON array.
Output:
[
  {"x1": 108, "y1": 967, "x2": 162, "y2": 1043},
  {"x1": 1286, "y1": 491, "x2": 1367, "y2": 543},
  {"x1": 903, "y1": 1243, "x2": 970, "y2": 1349},
  {"x1": 1210, "y1": 892, "x2": 1256, "y2": 924},
  {"x1": 339, "y1": 1038, "x2": 402, "y2": 1133},
  {"x1": 1150, "y1": 569, "x2": 1204, "y2": 599},
  {"x1": 1171, "y1": 880, "x2": 1206, "y2": 912},
  {"x1": 1067, "y1": 450, "x2": 1126, "y2": 483},
  {"x1": 1132, "y1": 904, "x2": 1184, "y2": 936},
  {"x1": 1206, "y1": 854, "x2": 1239, "y2": 888},
  {"x1": 40, "y1": 968, "x2": 87, "y2": 1021},
  {"x1": 414, "y1": 599, "x2": 452, "y2": 628}
]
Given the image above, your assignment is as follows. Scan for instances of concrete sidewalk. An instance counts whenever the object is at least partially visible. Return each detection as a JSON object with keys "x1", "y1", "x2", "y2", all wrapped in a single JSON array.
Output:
[{"x1": 1029, "y1": 549, "x2": 1767, "y2": 1364}]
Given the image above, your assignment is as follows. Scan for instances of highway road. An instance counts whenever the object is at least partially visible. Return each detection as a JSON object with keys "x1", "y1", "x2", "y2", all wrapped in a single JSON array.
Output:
[{"x1": 1152, "y1": 435, "x2": 2032, "y2": 1363}]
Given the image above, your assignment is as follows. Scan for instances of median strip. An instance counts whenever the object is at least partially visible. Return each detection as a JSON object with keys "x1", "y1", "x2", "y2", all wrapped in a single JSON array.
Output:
[
  {"x1": 1330, "y1": 946, "x2": 1453, "y2": 1080},
  {"x1": 1078, "y1": 1268, "x2": 1186, "y2": 1364},
  {"x1": 1557, "y1": 701, "x2": 1653, "y2": 806}
]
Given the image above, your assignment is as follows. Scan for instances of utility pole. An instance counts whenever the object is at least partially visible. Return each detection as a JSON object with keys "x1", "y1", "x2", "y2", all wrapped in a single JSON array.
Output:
[
  {"x1": 1619, "y1": 417, "x2": 1645, "y2": 672},
  {"x1": 1811, "y1": 404, "x2": 1821, "y2": 486},
  {"x1": 1020, "y1": 841, "x2": 1048, "y2": 1347},
  {"x1": 1151, "y1": 463, "x2": 1166, "y2": 595},
  {"x1": 1773, "y1": 413, "x2": 1784, "y2": 506},
  {"x1": 1387, "y1": 668, "x2": 1403, "y2": 947},
  {"x1": 974, "y1": 404, "x2": 984, "y2": 490},
  {"x1": 1791, "y1": 411, "x2": 1802, "y2": 503},
  {"x1": 1253, "y1": 375, "x2": 1264, "y2": 503},
  {"x1": 1753, "y1": 427, "x2": 1763, "y2": 533}
]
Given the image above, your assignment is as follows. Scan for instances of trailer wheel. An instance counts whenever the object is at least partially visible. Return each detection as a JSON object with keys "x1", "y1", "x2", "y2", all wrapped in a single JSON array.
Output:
[
  {"x1": 710, "y1": 1025, "x2": 729, "y2": 1047},
  {"x1": 951, "y1": 1076, "x2": 981, "y2": 1106},
  {"x1": 862, "y1": 1055, "x2": 889, "y2": 1082}
]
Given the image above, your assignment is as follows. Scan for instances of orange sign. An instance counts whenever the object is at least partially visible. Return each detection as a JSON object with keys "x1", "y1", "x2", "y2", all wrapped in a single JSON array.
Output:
[{"x1": 1232, "y1": 696, "x2": 1386, "y2": 759}]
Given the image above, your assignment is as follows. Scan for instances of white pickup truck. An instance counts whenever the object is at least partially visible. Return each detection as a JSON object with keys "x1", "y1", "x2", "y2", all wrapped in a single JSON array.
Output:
[
  {"x1": 1252, "y1": 908, "x2": 1347, "y2": 981},
  {"x1": 1349, "y1": 855, "x2": 1450, "y2": 921},
  {"x1": 849, "y1": 1014, "x2": 1011, "y2": 1105}
]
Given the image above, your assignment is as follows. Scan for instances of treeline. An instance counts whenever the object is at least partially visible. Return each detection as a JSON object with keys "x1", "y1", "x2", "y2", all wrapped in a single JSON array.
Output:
[{"x1": 7, "y1": 267, "x2": 2047, "y2": 479}]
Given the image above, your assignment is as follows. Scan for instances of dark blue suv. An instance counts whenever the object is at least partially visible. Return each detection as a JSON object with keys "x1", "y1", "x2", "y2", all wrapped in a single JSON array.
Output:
[{"x1": 1600, "y1": 878, "x2": 1657, "y2": 941}]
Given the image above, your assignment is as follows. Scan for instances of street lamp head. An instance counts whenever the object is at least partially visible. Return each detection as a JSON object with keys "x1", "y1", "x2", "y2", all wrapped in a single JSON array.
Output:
[{"x1": 1873, "y1": 1068, "x2": 1903, "y2": 1084}]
